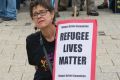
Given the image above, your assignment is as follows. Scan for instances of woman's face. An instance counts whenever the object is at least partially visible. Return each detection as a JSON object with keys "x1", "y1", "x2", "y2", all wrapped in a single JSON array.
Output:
[{"x1": 32, "y1": 5, "x2": 54, "y2": 29}]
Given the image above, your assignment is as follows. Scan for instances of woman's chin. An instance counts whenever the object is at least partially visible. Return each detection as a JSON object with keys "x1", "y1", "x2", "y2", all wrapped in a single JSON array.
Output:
[{"x1": 37, "y1": 25, "x2": 46, "y2": 29}]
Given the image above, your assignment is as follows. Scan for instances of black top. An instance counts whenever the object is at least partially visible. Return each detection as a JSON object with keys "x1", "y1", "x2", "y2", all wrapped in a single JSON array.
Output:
[{"x1": 26, "y1": 31, "x2": 55, "y2": 80}]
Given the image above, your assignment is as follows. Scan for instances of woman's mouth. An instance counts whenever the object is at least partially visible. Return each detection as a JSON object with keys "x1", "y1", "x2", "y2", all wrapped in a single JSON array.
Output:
[{"x1": 38, "y1": 19, "x2": 44, "y2": 24}]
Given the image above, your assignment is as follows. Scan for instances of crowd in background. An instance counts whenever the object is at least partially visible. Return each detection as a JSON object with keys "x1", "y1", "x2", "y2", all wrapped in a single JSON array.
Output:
[{"x1": 0, "y1": 0, "x2": 116, "y2": 23}]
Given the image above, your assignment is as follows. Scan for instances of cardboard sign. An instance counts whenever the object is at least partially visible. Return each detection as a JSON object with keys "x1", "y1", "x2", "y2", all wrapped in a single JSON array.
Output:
[
  {"x1": 53, "y1": 20, "x2": 97, "y2": 80},
  {"x1": 115, "y1": 0, "x2": 120, "y2": 13}
]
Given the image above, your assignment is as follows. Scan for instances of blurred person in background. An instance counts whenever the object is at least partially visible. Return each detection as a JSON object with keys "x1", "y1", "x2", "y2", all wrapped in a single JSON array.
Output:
[
  {"x1": 97, "y1": 0, "x2": 108, "y2": 9},
  {"x1": 71, "y1": 0, "x2": 99, "y2": 16},
  {"x1": 97, "y1": 0, "x2": 115, "y2": 12},
  {"x1": 0, "y1": 0, "x2": 17, "y2": 22},
  {"x1": 86, "y1": 0, "x2": 99, "y2": 16},
  {"x1": 58, "y1": 0, "x2": 68, "y2": 11},
  {"x1": 72, "y1": 0, "x2": 81, "y2": 16},
  {"x1": 97, "y1": 0, "x2": 114, "y2": 10}
]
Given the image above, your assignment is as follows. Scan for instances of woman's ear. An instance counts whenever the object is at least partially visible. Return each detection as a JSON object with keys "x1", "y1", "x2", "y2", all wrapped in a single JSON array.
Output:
[{"x1": 51, "y1": 11, "x2": 55, "y2": 19}]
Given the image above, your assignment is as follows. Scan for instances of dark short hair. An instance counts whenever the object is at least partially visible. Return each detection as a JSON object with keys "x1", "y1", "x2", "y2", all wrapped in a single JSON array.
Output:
[
  {"x1": 29, "y1": 0, "x2": 55, "y2": 24},
  {"x1": 30, "y1": 0, "x2": 54, "y2": 17}
]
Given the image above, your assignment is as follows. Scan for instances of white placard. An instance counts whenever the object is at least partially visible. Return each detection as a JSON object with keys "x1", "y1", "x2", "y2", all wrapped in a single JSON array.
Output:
[{"x1": 53, "y1": 20, "x2": 97, "y2": 80}]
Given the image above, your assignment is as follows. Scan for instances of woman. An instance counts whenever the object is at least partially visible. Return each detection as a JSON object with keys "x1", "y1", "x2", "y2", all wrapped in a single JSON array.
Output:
[{"x1": 26, "y1": 0, "x2": 56, "y2": 80}]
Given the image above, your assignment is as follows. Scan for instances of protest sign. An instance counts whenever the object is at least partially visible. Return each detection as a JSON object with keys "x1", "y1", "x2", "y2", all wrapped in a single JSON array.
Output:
[{"x1": 53, "y1": 19, "x2": 97, "y2": 80}]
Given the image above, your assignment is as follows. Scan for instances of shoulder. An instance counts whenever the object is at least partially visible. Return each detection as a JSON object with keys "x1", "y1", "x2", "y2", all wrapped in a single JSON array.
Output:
[{"x1": 26, "y1": 31, "x2": 40, "y2": 43}]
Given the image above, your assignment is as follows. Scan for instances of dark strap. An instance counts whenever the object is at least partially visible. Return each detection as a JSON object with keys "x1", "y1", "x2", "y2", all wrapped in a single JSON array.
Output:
[{"x1": 39, "y1": 33, "x2": 52, "y2": 74}]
